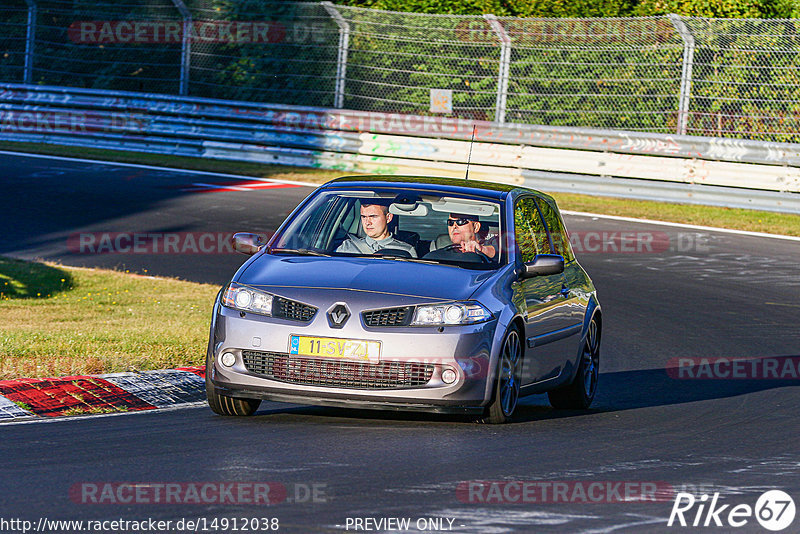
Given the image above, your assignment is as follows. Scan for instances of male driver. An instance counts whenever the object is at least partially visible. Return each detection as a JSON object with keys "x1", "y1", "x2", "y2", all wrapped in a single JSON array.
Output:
[
  {"x1": 336, "y1": 202, "x2": 417, "y2": 257},
  {"x1": 431, "y1": 213, "x2": 496, "y2": 258}
]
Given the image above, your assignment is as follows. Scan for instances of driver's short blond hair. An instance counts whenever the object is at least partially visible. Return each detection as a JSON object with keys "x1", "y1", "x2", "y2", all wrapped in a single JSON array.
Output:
[{"x1": 361, "y1": 202, "x2": 389, "y2": 214}]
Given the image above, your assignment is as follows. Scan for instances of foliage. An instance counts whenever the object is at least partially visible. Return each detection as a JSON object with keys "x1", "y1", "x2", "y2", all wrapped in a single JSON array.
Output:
[
  {"x1": 343, "y1": 0, "x2": 510, "y2": 16},
  {"x1": 337, "y1": 0, "x2": 797, "y2": 18},
  {"x1": 681, "y1": 17, "x2": 800, "y2": 141},
  {"x1": 503, "y1": 0, "x2": 639, "y2": 18},
  {"x1": 0, "y1": 2, "x2": 28, "y2": 83},
  {"x1": 632, "y1": 0, "x2": 789, "y2": 18},
  {"x1": 28, "y1": 0, "x2": 182, "y2": 93},
  {"x1": 331, "y1": 3, "x2": 800, "y2": 141},
  {"x1": 0, "y1": 0, "x2": 797, "y2": 141},
  {"x1": 514, "y1": 198, "x2": 549, "y2": 262},
  {"x1": 187, "y1": 1, "x2": 339, "y2": 105}
]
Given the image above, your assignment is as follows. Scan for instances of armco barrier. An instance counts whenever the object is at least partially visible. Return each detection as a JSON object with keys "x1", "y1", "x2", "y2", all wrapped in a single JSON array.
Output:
[{"x1": 1, "y1": 83, "x2": 799, "y2": 212}]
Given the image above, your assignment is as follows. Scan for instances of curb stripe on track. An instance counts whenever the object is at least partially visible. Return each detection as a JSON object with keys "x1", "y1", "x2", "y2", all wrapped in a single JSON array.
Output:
[
  {"x1": 0, "y1": 367, "x2": 207, "y2": 420},
  {"x1": 0, "y1": 376, "x2": 155, "y2": 417}
]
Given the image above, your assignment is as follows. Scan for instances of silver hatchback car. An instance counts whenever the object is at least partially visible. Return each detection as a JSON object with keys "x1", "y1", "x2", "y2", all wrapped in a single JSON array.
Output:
[{"x1": 206, "y1": 176, "x2": 601, "y2": 423}]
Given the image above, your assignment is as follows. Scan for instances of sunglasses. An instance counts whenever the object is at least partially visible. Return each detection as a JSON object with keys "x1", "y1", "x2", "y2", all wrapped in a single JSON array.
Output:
[{"x1": 447, "y1": 217, "x2": 476, "y2": 227}]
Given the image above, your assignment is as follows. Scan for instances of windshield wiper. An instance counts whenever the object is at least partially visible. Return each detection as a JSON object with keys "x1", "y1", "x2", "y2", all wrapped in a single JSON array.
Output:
[
  {"x1": 269, "y1": 248, "x2": 331, "y2": 257},
  {"x1": 372, "y1": 255, "x2": 440, "y2": 265},
  {"x1": 334, "y1": 252, "x2": 443, "y2": 265},
  {"x1": 423, "y1": 258, "x2": 497, "y2": 270}
]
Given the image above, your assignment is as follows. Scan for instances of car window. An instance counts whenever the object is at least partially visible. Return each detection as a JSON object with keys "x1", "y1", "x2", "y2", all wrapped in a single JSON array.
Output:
[
  {"x1": 339, "y1": 199, "x2": 360, "y2": 235},
  {"x1": 514, "y1": 197, "x2": 551, "y2": 262},
  {"x1": 275, "y1": 194, "x2": 339, "y2": 249},
  {"x1": 396, "y1": 208, "x2": 447, "y2": 240},
  {"x1": 272, "y1": 189, "x2": 504, "y2": 269},
  {"x1": 535, "y1": 198, "x2": 575, "y2": 262}
]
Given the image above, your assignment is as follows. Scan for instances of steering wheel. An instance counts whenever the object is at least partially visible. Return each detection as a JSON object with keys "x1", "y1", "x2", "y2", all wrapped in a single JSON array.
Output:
[
  {"x1": 438, "y1": 243, "x2": 491, "y2": 263},
  {"x1": 373, "y1": 247, "x2": 413, "y2": 258}
]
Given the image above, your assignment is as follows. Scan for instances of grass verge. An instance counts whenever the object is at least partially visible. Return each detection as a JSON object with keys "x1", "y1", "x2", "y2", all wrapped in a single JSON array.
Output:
[
  {"x1": 1, "y1": 140, "x2": 798, "y2": 236},
  {"x1": 0, "y1": 256, "x2": 218, "y2": 380},
  {"x1": 553, "y1": 193, "x2": 800, "y2": 237}
]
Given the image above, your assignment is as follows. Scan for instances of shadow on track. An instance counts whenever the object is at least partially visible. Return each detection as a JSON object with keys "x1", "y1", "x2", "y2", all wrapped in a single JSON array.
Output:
[
  {"x1": 230, "y1": 356, "x2": 800, "y2": 425},
  {"x1": 515, "y1": 355, "x2": 800, "y2": 422}
]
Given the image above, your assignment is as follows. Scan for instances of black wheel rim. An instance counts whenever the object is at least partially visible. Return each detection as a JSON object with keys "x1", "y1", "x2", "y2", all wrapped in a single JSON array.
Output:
[
  {"x1": 499, "y1": 330, "x2": 521, "y2": 416},
  {"x1": 582, "y1": 320, "x2": 599, "y2": 399}
]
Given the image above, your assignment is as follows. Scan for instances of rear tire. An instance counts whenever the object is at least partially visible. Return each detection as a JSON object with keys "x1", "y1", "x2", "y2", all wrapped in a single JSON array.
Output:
[
  {"x1": 206, "y1": 361, "x2": 261, "y2": 416},
  {"x1": 480, "y1": 326, "x2": 522, "y2": 424},
  {"x1": 548, "y1": 316, "x2": 600, "y2": 410}
]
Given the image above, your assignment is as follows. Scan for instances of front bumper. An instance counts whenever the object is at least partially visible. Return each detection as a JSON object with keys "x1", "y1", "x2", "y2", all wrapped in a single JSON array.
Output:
[
  {"x1": 208, "y1": 305, "x2": 498, "y2": 412},
  {"x1": 208, "y1": 385, "x2": 487, "y2": 415}
]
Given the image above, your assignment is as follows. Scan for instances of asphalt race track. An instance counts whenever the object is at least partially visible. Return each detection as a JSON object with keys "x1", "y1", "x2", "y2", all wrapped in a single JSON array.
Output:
[{"x1": 1, "y1": 152, "x2": 799, "y2": 533}]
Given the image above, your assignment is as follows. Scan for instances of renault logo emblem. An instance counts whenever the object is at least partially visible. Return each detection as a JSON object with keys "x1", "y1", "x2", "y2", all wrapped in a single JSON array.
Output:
[{"x1": 327, "y1": 303, "x2": 350, "y2": 329}]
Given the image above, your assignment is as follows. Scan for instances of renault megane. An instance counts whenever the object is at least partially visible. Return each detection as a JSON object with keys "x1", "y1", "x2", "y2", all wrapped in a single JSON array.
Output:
[{"x1": 205, "y1": 175, "x2": 601, "y2": 423}]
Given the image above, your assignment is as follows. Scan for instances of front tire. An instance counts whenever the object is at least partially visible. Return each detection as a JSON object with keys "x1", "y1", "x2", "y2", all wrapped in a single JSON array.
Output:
[
  {"x1": 548, "y1": 316, "x2": 600, "y2": 410},
  {"x1": 205, "y1": 360, "x2": 261, "y2": 416},
  {"x1": 481, "y1": 326, "x2": 522, "y2": 424}
]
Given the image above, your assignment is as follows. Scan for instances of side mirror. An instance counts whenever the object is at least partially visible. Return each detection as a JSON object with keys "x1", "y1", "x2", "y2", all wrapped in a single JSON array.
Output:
[
  {"x1": 232, "y1": 232, "x2": 266, "y2": 255},
  {"x1": 521, "y1": 254, "x2": 564, "y2": 278}
]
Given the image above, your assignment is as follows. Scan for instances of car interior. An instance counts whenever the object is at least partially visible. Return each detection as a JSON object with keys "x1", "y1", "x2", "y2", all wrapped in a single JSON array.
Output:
[
  {"x1": 274, "y1": 190, "x2": 502, "y2": 264},
  {"x1": 328, "y1": 194, "x2": 500, "y2": 262}
]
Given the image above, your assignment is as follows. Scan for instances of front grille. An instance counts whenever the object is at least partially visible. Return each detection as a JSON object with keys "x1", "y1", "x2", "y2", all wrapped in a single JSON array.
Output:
[
  {"x1": 242, "y1": 351, "x2": 434, "y2": 389},
  {"x1": 363, "y1": 306, "x2": 413, "y2": 327},
  {"x1": 273, "y1": 297, "x2": 316, "y2": 322}
]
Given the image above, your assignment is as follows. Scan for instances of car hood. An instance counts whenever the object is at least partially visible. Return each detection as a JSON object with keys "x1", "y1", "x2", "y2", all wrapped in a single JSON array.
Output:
[{"x1": 236, "y1": 254, "x2": 497, "y2": 301}]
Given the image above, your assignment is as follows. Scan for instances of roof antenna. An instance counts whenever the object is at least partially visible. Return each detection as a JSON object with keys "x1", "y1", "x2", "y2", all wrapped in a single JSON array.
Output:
[{"x1": 465, "y1": 124, "x2": 476, "y2": 181}]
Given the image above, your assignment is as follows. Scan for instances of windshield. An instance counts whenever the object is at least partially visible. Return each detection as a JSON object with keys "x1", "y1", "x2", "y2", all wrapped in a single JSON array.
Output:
[{"x1": 271, "y1": 188, "x2": 505, "y2": 269}]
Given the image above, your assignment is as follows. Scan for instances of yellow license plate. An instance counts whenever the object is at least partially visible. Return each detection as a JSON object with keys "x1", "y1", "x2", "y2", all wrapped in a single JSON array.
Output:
[{"x1": 288, "y1": 335, "x2": 381, "y2": 362}]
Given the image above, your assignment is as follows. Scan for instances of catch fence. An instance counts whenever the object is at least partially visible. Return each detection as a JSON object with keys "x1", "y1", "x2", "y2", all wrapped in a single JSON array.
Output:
[{"x1": 1, "y1": 2, "x2": 798, "y2": 142}]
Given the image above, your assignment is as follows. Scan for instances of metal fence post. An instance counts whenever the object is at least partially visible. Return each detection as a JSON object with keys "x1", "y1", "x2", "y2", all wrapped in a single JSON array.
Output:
[
  {"x1": 24, "y1": 0, "x2": 36, "y2": 84},
  {"x1": 322, "y1": 2, "x2": 349, "y2": 109},
  {"x1": 170, "y1": 0, "x2": 191, "y2": 96},
  {"x1": 668, "y1": 14, "x2": 695, "y2": 136},
  {"x1": 484, "y1": 14, "x2": 511, "y2": 124}
]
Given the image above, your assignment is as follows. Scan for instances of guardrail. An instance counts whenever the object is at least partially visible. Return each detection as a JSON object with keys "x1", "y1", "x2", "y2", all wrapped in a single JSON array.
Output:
[{"x1": 1, "y1": 83, "x2": 798, "y2": 213}]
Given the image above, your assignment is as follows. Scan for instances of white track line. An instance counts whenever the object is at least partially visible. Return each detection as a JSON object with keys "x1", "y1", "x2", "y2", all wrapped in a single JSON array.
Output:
[
  {"x1": 562, "y1": 210, "x2": 800, "y2": 242},
  {"x1": 2, "y1": 149, "x2": 797, "y2": 241},
  {"x1": 0, "y1": 149, "x2": 321, "y2": 187}
]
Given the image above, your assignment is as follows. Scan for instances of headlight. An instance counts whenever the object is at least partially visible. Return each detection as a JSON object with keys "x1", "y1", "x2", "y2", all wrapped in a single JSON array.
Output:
[
  {"x1": 221, "y1": 282, "x2": 274, "y2": 316},
  {"x1": 411, "y1": 302, "x2": 492, "y2": 326}
]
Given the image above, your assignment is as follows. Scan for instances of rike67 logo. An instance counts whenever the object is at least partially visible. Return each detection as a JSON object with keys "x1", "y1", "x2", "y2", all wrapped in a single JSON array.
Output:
[{"x1": 668, "y1": 490, "x2": 796, "y2": 531}]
